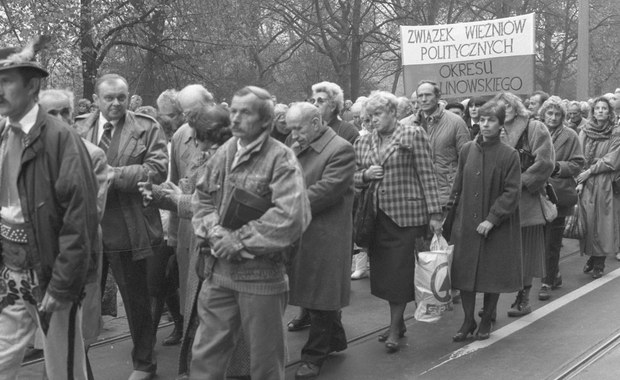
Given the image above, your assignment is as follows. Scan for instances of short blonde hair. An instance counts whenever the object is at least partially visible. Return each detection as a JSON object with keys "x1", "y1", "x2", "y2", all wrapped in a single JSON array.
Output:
[{"x1": 365, "y1": 91, "x2": 398, "y2": 115}]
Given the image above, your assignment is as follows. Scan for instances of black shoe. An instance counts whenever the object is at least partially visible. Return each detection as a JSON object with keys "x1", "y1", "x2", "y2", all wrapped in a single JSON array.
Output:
[
  {"x1": 288, "y1": 312, "x2": 311, "y2": 332},
  {"x1": 592, "y1": 267, "x2": 604, "y2": 279},
  {"x1": 452, "y1": 321, "x2": 477, "y2": 342},
  {"x1": 385, "y1": 340, "x2": 400, "y2": 353},
  {"x1": 552, "y1": 274, "x2": 563, "y2": 289},
  {"x1": 295, "y1": 362, "x2": 320, "y2": 379},
  {"x1": 162, "y1": 321, "x2": 183, "y2": 346},
  {"x1": 583, "y1": 257, "x2": 594, "y2": 273},
  {"x1": 378, "y1": 326, "x2": 406, "y2": 342}
]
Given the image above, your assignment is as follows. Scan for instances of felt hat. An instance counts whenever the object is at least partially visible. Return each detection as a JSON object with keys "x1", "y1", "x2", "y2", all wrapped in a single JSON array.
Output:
[{"x1": 0, "y1": 36, "x2": 49, "y2": 77}]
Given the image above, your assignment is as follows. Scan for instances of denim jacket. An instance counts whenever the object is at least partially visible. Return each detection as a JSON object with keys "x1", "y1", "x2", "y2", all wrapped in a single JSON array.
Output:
[{"x1": 192, "y1": 131, "x2": 311, "y2": 293}]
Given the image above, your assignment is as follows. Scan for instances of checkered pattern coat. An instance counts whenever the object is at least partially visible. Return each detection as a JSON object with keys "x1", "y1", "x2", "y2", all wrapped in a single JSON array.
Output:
[{"x1": 354, "y1": 123, "x2": 442, "y2": 227}]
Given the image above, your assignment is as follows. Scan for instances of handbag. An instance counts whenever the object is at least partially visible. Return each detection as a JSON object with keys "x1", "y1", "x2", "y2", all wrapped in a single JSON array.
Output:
[
  {"x1": 540, "y1": 192, "x2": 557, "y2": 223},
  {"x1": 545, "y1": 182, "x2": 559, "y2": 205},
  {"x1": 516, "y1": 119, "x2": 535, "y2": 172},
  {"x1": 563, "y1": 201, "x2": 586, "y2": 239},
  {"x1": 353, "y1": 181, "x2": 379, "y2": 249}
]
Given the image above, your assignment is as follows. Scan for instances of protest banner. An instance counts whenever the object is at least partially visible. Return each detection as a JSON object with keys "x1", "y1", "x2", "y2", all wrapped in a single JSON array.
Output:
[{"x1": 401, "y1": 13, "x2": 535, "y2": 99}]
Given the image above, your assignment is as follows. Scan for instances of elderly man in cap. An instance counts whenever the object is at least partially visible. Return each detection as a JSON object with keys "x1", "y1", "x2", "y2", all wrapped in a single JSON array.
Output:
[
  {"x1": 75, "y1": 73, "x2": 168, "y2": 380},
  {"x1": 0, "y1": 38, "x2": 99, "y2": 380}
]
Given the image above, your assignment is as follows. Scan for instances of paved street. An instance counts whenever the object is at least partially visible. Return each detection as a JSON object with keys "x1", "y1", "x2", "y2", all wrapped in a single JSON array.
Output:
[{"x1": 19, "y1": 239, "x2": 620, "y2": 379}]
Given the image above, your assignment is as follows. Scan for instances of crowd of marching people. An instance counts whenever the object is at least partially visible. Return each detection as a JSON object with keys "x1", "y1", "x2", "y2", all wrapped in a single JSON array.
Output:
[{"x1": 2, "y1": 37, "x2": 620, "y2": 380}]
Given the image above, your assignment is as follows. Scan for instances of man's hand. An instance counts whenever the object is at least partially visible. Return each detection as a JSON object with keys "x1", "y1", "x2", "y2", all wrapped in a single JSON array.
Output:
[
  {"x1": 212, "y1": 229, "x2": 244, "y2": 261},
  {"x1": 576, "y1": 183, "x2": 584, "y2": 195},
  {"x1": 476, "y1": 220, "x2": 494, "y2": 238},
  {"x1": 39, "y1": 292, "x2": 71, "y2": 313},
  {"x1": 429, "y1": 213, "x2": 443, "y2": 235}
]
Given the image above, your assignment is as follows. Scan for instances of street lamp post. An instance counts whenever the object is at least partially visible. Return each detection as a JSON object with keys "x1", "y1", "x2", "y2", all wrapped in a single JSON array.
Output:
[{"x1": 577, "y1": 0, "x2": 589, "y2": 100}]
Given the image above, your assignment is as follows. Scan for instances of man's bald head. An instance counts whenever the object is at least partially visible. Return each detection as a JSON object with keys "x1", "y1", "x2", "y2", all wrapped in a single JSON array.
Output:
[
  {"x1": 286, "y1": 102, "x2": 326, "y2": 148},
  {"x1": 177, "y1": 84, "x2": 215, "y2": 113},
  {"x1": 39, "y1": 89, "x2": 74, "y2": 124}
]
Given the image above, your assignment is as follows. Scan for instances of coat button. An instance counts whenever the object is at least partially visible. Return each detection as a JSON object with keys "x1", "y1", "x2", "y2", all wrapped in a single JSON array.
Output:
[
  {"x1": 476, "y1": 171, "x2": 481, "y2": 175},
  {"x1": 474, "y1": 193, "x2": 479, "y2": 198},
  {"x1": 473, "y1": 213, "x2": 477, "y2": 218}
]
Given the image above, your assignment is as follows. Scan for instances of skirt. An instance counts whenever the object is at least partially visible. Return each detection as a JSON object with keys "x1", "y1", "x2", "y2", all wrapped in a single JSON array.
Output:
[
  {"x1": 368, "y1": 209, "x2": 425, "y2": 303},
  {"x1": 522, "y1": 224, "x2": 545, "y2": 279}
]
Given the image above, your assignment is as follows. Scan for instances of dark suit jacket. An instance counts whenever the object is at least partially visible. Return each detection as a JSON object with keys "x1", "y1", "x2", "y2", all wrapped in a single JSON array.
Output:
[{"x1": 75, "y1": 111, "x2": 168, "y2": 259}]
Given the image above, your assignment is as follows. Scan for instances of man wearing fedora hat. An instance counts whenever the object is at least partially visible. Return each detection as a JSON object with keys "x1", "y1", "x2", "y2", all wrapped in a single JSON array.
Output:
[{"x1": 0, "y1": 38, "x2": 99, "y2": 380}]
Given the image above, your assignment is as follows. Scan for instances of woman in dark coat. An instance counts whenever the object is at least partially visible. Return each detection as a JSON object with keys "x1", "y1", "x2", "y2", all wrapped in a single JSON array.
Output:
[
  {"x1": 538, "y1": 97, "x2": 584, "y2": 300},
  {"x1": 449, "y1": 101, "x2": 522, "y2": 341},
  {"x1": 463, "y1": 97, "x2": 487, "y2": 139},
  {"x1": 354, "y1": 91, "x2": 442, "y2": 353}
]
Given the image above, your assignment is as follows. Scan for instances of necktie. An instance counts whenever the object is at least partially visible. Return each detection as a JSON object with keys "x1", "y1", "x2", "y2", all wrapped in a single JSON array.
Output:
[{"x1": 99, "y1": 122, "x2": 113, "y2": 153}]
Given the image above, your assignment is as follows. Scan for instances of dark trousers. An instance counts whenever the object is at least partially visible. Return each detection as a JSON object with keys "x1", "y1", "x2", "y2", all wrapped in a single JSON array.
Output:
[
  {"x1": 106, "y1": 250, "x2": 156, "y2": 373},
  {"x1": 543, "y1": 216, "x2": 565, "y2": 285},
  {"x1": 300, "y1": 309, "x2": 347, "y2": 366}
]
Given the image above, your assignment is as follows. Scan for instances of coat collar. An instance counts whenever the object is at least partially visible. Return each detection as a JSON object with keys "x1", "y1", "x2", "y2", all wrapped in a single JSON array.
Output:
[
  {"x1": 501, "y1": 115, "x2": 529, "y2": 148},
  {"x1": 293, "y1": 127, "x2": 336, "y2": 156},
  {"x1": 75, "y1": 111, "x2": 145, "y2": 140},
  {"x1": 228, "y1": 130, "x2": 271, "y2": 171}
]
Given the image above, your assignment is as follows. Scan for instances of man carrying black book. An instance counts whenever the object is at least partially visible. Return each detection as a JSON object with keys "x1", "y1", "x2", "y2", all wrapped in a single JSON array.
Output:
[{"x1": 190, "y1": 86, "x2": 311, "y2": 380}]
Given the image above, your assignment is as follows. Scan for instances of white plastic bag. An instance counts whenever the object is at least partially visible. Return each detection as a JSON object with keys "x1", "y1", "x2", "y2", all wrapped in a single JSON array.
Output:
[{"x1": 414, "y1": 234, "x2": 454, "y2": 322}]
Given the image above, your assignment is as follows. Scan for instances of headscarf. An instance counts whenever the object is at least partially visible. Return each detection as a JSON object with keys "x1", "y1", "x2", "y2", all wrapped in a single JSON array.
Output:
[{"x1": 583, "y1": 119, "x2": 614, "y2": 166}]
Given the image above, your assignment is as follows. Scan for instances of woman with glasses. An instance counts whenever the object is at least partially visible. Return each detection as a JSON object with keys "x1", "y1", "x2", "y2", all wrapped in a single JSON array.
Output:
[
  {"x1": 576, "y1": 97, "x2": 620, "y2": 278},
  {"x1": 309, "y1": 81, "x2": 359, "y2": 144}
]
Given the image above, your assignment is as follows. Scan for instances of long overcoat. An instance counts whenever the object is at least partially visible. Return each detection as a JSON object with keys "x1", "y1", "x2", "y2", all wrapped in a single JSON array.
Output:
[
  {"x1": 450, "y1": 136, "x2": 523, "y2": 293},
  {"x1": 578, "y1": 127, "x2": 620, "y2": 257},
  {"x1": 288, "y1": 127, "x2": 355, "y2": 310},
  {"x1": 501, "y1": 115, "x2": 555, "y2": 226}
]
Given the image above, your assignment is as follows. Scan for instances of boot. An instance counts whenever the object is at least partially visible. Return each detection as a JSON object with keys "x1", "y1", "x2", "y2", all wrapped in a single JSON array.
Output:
[
  {"x1": 351, "y1": 251, "x2": 369, "y2": 280},
  {"x1": 507, "y1": 288, "x2": 531, "y2": 317},
  {"x1": 592, "y1": 257, "x2": 605, "y2": 279}
]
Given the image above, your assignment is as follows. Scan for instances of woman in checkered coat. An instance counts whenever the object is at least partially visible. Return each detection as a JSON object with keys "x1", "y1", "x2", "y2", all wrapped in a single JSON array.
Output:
[{"x1": 354, "y1": 91, "x2": 443, "y2": 353}]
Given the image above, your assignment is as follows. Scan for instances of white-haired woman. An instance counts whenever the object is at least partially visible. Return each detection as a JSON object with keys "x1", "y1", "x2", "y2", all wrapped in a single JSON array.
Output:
[
  {"x1": 492, "y1": 92, "x2": 555, "y2": 317},
  {"x1": 310, "y1": 81, "x2": 359, "y2": 144},
  {"x1": 354, "y1": 91, "x2": 442, "y2": 353}
]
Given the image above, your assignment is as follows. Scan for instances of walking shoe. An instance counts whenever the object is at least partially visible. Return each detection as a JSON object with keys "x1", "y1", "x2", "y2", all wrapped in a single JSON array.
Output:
[
  {"x1": 295, "y1": 362, "x2": 320, "y2": 379},
  {"x1": 538, "y1": 284, "x2": 550, "y2": 301},
  {"x1": 128, "y1": 370, "x2": 155, "y2": 380},
  {"x1": 552, "y1": 273, "x2": 563, "y2": 289},
  {"x1": 507, "y1": 290, "x2": 532, "y2": 317}
]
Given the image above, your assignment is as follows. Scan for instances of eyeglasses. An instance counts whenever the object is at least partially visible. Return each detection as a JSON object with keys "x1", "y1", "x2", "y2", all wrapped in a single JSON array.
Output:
[
  {"x1": 308, "y1": 97, "x2": 327, "y2": 105},
  {"x1": 47, "y1": 108, "x2": 71, "y2": 117}
]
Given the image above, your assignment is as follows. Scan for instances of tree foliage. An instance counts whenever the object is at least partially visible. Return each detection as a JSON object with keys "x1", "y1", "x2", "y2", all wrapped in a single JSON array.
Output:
[{"x1": 0, "y1": 0, "x2": 618, "y2": 103}]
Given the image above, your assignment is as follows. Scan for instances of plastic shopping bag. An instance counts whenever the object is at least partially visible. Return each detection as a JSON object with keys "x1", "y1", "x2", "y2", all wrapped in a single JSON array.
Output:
[{"x1": 414, "y1": 234, "x2": 454, "y2": 322}]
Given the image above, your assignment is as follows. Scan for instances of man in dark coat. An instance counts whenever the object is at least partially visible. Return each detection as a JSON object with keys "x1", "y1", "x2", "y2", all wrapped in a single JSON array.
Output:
[
  {"x1": 75, "y1": 73, "x2": 168, "y2": 380},
  {"x1": 0, "y1": 39, "x2": 99, "y2": 379},
  {"x1": 286, "y1": 103, "x2": 355, "y2": 379}
]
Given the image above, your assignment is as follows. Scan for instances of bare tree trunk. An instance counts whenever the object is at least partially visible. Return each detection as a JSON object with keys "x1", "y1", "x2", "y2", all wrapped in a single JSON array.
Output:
[{"x1": 80, "y1": 0, "x2": 97, "y2": 99}]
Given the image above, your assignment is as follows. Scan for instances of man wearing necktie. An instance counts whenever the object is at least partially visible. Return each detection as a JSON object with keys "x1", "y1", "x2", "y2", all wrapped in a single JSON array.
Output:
[
  {"x1": 0, "y1": 38, "x2": 99, "y2": 380},
  {"x1": 74, "y1": 74, "x2": 168, "y2": 380}
]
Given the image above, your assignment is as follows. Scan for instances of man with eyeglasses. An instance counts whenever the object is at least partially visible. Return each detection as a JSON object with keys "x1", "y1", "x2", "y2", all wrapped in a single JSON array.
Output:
[
  {"x1": 190, "y1": 86, "x2": 311, "y2": 380},
  {"x1": 75, "y1": 73, "x2": 168, "y2": 380},
  {"x1": 309, "y1": 82, "x2": 359, "y2": 145}
]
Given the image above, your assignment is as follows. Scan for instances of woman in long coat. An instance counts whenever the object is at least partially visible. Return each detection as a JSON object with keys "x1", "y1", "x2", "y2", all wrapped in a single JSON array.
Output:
[
  {"x1": 576, "y1": 97, "x2": 620, "y2": 278},
  {"x1": 354, "y1": 91, "x2": 442, "y2": 353},
  {"x1": 538, "y1": 97, "x2": 584, "y2": 300},
  {"x1": 449, "y1": 101, "x2": 522, "y2": 341},
  {"x1": 493, "y1": 92, "x2": 555, "y2": 317}
]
